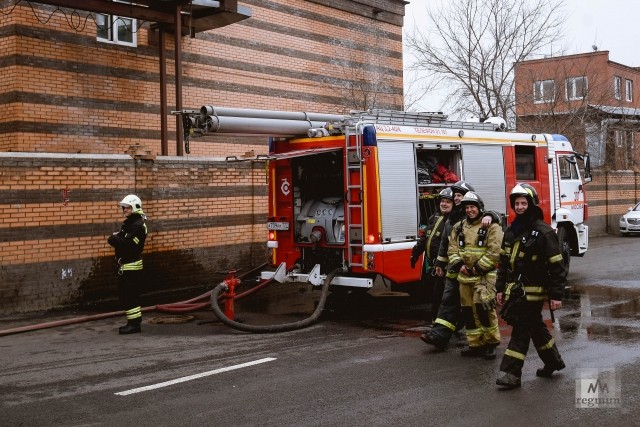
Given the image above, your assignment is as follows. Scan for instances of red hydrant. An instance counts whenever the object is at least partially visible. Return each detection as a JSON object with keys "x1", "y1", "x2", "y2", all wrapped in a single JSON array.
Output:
[{"x1": 223, "y1": 269, "x2": 240, "y2": 320}]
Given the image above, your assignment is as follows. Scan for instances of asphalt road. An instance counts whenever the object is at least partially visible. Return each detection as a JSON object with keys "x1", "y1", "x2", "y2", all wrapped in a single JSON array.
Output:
[{"x1": 1, "y1": 235, "x2": 639, "y2": 426}]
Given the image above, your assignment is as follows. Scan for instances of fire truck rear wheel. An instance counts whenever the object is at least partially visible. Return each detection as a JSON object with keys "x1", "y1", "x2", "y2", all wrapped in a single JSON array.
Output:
[{"x1": 556, "y1": 226, "x2": 571, "y2": 270}]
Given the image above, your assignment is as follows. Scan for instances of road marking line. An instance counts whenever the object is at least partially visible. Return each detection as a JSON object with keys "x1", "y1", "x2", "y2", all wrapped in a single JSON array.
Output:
[{"x1": 114, "y1": 357, "x2": 277, "y2": 396}]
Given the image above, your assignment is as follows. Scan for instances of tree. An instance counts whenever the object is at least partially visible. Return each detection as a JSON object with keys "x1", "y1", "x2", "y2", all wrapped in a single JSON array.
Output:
[{"x1": 405, "y1": 0, "x2": 567, "y2": 125}]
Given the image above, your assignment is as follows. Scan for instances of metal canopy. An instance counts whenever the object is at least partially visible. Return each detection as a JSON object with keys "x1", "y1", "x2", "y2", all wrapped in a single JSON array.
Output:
[{"x1": 37, "y1": 0, "x2": 251, "y2": 34}]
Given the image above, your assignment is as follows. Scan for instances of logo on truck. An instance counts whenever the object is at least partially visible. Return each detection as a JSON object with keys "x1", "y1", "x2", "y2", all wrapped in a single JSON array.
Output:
[{"x1": 281, "y1": 178, "x2": 291, "y2": 196}]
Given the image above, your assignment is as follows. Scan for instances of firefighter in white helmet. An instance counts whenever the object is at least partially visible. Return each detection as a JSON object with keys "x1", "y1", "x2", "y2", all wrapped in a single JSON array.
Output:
[
  {"x1": 108, "y1": 194, "x2": 148, "y2": 334},
  {"x1": 446, "y1": 191, "x2": 503, "y2": 359},
  {"x1": 421, "y1": 181, "x2": 499, "y2": 350},
  {"x1": 495, "y1": 183, "x2": 566, "y2": 389}
]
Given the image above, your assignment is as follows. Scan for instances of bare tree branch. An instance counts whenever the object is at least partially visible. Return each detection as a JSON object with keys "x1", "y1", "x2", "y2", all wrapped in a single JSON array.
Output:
[{"x1": 405, "y1": 0, "x2": 567, "y2": 124}]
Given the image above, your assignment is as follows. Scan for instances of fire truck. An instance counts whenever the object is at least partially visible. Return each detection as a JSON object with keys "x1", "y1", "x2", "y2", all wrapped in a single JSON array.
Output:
[{"x1": 181, "y1": 106, "x2": 591, "y2": 291}]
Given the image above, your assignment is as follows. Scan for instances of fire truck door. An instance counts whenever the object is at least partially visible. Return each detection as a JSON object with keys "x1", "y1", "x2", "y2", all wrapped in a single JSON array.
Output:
[
  {"x1": 461, "y1": 145, "x2": 508, "y2": 217},
  {"x1": 556, "y1": 154, "x2": 585, "y2": 224},
  {"x1": 377, "y1": 141, "x2": 419, "y2": 242}
]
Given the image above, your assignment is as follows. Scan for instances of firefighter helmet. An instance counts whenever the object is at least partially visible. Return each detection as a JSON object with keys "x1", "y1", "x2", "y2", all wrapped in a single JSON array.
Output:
[
  {"x1": 438, "y1": 187, "x2": 454, "y2": 201},
  {"x1": 119, "y1": 194, "x2": 142, "y2": 212},
  {"x1": 460, "y1": 191, "x2": 484, "y2": 211},
  {"x1": 509, "y1": 183, "x2": 539, "y2": 209},
  {"x1": 450, "y1": 180, "x2": 475, "y2": 195}
]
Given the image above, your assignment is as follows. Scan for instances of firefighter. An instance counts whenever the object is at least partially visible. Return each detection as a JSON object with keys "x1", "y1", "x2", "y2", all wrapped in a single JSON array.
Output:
[
  {"x1": 108, "y1": 194, "x2": 148, "y2": 334},
  {"x1": 495, "y1": 183, "x2": 567, "y2": 389},
  {"x1": 446, "y1": 191, "x2": 502, "y2": 359},
  {"x1": 410, "y1": 187, "x2": 455, "y2": 321},
  {"x1": 420, "y1": 181, "x2": 497, "y2": 350}
]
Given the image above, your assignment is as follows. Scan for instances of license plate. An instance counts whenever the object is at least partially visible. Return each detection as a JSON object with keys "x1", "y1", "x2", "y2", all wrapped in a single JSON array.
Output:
[
  {"x1": 629, "y1": 225, "x2": 640, "y2": 230},
  {"x1": 267, "y1": 221, "x2": 289, "y2": 231}
]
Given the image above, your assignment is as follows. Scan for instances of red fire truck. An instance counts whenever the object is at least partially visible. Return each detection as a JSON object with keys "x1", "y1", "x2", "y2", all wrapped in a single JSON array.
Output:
[{"x1": 182, "y1": 107, "x2": 591, "y2": 291}]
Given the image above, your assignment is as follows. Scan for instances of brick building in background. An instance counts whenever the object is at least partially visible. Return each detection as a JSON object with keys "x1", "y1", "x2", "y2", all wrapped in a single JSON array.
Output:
[
  {"x1": 0, "y1": 0, "x2": 406, "y2": 314},
  {"x1": 515, "y1": 51, "x2": 640, "y2": 234}
]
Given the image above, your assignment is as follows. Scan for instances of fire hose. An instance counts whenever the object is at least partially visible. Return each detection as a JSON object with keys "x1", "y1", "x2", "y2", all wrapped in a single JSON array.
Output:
[
  {"x1": 209, "y1": 267, "x2": 340, "y2": 333},
  {"x1": 0, "y1": 264, "x2": 270, "y2": 337}
]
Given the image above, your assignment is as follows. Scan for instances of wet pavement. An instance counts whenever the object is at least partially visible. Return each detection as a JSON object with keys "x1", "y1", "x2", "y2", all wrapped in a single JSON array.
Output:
[{"x1": 1, "y1": 235, "x2": 640, "y2": 425}]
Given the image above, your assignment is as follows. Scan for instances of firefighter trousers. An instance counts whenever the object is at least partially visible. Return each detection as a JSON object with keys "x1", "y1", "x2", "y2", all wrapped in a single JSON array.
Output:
[
  {"x1": 117, "y1": 269, "x2": 143, "y2": 323},
  {"x1": 499, "y1": 301, "x2": 564, "y2": 377},
  {"x1": 430, "y1": 277, "x2": 461, "y2": 343},
  {"x1": 460, "y1": 282, "x2": 500, "y2": 348},
  {"x1": 427, "y1": 272, "x2": 446, "y2": 322}
]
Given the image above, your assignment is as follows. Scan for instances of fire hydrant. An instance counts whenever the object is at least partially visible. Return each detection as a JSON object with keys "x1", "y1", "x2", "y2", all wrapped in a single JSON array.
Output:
[{"x1": 223, "y1": 269, "x2": 240, "y2": 320}]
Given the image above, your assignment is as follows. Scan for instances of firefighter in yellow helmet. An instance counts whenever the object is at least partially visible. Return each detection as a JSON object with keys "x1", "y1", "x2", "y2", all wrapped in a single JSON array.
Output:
[
  {"x1": 495, "y1": 183, "x2": 567, "y2": 389},
  {"x1": 108, "y1": 194, "x2": 148, "y2": 334},
  {"x1": 447, "y1": 191, "x2": 503, "y2": 359}
]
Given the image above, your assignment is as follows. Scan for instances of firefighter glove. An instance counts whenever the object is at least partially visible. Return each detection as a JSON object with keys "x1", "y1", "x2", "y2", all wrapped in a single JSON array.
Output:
[{"x1": 480, "y1": 285, "x2": 497, "y2": 311}]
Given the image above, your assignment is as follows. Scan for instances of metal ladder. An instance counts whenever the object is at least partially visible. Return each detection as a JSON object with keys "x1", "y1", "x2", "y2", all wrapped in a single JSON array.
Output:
[{"x1": 344, "y1": 123, "x2": 365, "y2": 267}]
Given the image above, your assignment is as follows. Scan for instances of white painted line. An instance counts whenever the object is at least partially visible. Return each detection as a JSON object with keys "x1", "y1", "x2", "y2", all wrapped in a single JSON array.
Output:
[{"x1": 115, "y1": 357, "x2": 277, "y2": 396}]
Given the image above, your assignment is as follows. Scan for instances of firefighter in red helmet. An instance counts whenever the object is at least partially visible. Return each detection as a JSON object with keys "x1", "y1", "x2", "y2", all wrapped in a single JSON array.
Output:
[{"x1": 495, "y1": 183, "x2": 567, "y2": 389}]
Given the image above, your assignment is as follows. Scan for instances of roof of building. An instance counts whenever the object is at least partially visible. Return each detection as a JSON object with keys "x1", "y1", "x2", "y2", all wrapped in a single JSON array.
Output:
[{"x1": 590, "y1": 105, "x2": 640, "y2": 117}]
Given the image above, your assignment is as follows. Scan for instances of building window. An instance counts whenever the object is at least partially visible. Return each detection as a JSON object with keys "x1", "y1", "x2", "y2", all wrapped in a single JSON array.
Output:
[
  {"x1": 615, "y1": 130, "x2": 624, "y2": 148},
  {"x1": 614, "y1": 76, "x2": 622, "y2": 100},
  {"x1": 533, "y1": 80, "x2": 555, "y2": 103},
  {"x1": 96, "y1": 3, "x2": 137, "y2": 47},
  {"x1": 626, "y1": 79, "x2": 633, "y2": 102},
  {"x1": 565, "y1": 76, "x2": 587, "y2": 101}
]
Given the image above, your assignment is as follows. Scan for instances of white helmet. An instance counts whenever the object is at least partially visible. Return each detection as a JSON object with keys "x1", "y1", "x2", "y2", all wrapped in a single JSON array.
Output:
[{"x1": 119, "y1": 194, "x2": 142, "y2": 212}]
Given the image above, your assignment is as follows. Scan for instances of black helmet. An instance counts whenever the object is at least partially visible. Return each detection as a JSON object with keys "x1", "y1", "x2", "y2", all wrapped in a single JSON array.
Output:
[
  {"x1": 460, "y1": 191, "x2": 484, "y2": 211},
  {"x1": 509, "y1": 183, "x2": 539, "y2": 209},
  {"x1": 438, "y1": 187, "x2": 454, "y2": 201},
  {"x1": 451, "y1": 180, "x2": 474, "y2": 195}
]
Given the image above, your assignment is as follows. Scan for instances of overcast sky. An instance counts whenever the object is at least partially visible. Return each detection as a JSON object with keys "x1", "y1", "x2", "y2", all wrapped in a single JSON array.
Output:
[{"x1": 403, "y1": 0, "x2": 640, "y2": 111}]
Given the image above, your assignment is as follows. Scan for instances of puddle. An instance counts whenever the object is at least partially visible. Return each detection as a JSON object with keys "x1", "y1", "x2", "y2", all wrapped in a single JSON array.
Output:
[{"x1": 559, "y1": 284, "x2": 640, "y2": 342}]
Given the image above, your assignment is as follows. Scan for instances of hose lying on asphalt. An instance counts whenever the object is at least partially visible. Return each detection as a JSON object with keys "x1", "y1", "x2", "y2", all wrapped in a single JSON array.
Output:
[
  {"x1": 0, "y1": 263, "x2": 269, "y2": 337},
  {"x1": 210, "y1": 267, "x2": 340, "y2": 333}
]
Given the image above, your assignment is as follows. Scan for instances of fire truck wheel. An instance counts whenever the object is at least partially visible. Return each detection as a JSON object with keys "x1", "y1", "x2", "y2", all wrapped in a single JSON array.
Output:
[{"x1": 556, "y1": 226, "x2": 571, "y2": 270}]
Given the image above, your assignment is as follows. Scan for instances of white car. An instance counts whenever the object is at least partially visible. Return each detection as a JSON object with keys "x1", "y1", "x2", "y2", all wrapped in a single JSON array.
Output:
[{"x1": 620, "y1": 202, "x2": 640, "y2": 235}]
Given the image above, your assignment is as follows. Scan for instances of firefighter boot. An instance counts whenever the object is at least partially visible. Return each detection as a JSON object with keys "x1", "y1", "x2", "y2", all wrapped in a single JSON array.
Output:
[
  {"x1": 483, "y1": 344, "x2": 498, "y2": 360},
  {"x1": 119, "y1": 318, "x2": 142, "y2": 335},
  {"x1": 420, "y1": 332, "x2": 447, "y2": 351},
  {"x1": 536, "y1": 359, "x2": 566, "y2": 378},
  {"x1": 496, "y1": 371, "x2": 521, "y2": 389},
  {"x1": 460, "y1": 345, "x2": 485, "y2": 357}
]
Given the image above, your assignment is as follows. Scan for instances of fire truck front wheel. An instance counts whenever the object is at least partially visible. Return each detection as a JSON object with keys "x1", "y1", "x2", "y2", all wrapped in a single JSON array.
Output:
[{"x1": 556, "y1": 226, "x2": 571, "y2": 270}]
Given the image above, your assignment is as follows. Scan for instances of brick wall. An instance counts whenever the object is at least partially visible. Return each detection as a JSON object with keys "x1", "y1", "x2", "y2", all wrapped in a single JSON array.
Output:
[
  {"x1": 0, "y1": 1, "x2": 405, "y2": 156},
  {"x1": 0, "y1": 1, "x2": 406, "y2": 313},
  {"x1": 0, "y1": 152, "x2": 268, "y2": 314},
  {"x1": 588, "y1": 169, "x2": 640, "y2": 236}
]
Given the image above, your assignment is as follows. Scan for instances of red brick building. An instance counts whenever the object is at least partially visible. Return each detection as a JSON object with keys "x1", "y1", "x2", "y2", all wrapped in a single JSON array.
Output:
[
  {"x1": 515, "y1": 51, "x2": 640, "y2": 234},
  {"x1": 0, "y1": 0, "x2": 407, "y2": 314}
]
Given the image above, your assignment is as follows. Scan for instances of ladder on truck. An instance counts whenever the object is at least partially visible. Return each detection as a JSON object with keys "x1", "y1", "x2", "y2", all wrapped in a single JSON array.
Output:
[
  {"x1": 344, "y1": 123, "x2": 365, "y2": 268},
  {"x1": 338, "y1": 110, "x2": 500, "y2": 269}
]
